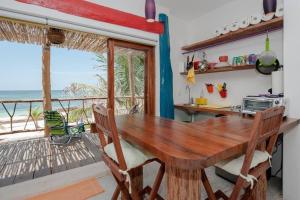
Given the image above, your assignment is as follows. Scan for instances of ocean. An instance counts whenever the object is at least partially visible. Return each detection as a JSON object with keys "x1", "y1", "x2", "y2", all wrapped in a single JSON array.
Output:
[{"x1": 0, "y1": 90, "x2": 74, "y2": 117}]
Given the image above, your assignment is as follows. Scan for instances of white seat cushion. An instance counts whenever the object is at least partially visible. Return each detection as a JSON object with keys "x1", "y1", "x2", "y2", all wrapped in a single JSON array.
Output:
[
  {"x1": 215, "y1": 150, "x2": 270, "y2": 176},
  {"x1": 104, "y1": 139, "x2": 154, "y2": 170}
]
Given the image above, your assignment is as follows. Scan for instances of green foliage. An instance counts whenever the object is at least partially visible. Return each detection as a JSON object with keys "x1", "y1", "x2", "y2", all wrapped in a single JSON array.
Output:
[
  {"x1": 32, "y1": 107, "x2": 43, "y2": 128},
  {"x1": 64, "y1": 52, "x2": 145, "y2": 119},
  {"x1": 68, "y1": 107, "x2": 92, "y2": 123},
  {"x1": 95, "y1": 52, "x2": 145, "y2": 97}
]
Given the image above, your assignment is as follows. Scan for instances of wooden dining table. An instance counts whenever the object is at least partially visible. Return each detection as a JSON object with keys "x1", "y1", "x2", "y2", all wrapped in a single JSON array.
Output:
[{"x1": 116, "y1": 114, "x2": 299, "y2": 200}]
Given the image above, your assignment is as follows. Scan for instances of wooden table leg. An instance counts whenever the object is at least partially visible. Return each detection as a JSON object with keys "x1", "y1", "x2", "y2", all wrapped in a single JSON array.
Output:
[
  {"x1": 122, "y1": 167, "x2": 143, "y2": 200},
  {"x1": 167, "y1": 166, "x2": 201, "y2": 200},
  {"x1": 248, "y1": 173, "x2": 267, "y2": 200}
]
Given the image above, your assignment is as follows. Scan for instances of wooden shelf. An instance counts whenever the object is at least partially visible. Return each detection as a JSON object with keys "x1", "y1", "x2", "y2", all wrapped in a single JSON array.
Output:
[
  {"x1": 180, "y1": 64, "x2": 256, "y2": 75},
  {"x1": 182, "y1": 17, "x2": 283, "y2": 52}
]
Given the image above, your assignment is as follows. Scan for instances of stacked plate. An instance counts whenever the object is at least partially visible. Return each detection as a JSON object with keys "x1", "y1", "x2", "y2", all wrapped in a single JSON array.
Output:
[{"x1": 214, "y1": 4, "x2": 283, "y2": 37}]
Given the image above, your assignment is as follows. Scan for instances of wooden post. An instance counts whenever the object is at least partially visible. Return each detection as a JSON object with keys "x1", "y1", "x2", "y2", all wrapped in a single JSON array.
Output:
[
  {"x1": 42, "y1": 42, "x2": 52, "y2": 136},
  {"x1": 107, "y1": 39, "x2": 115, "y2": 110},
  {"x1": 127, "y1": 52, "x2": 136, "y2": 107},
  {"x1": 167, "y1": 166, "x2": 201, "y2": 200}
]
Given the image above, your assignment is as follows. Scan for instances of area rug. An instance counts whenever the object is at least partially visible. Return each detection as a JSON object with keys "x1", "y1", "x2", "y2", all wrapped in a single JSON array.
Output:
[{"x1": 26, "y1": 178, "x2": 104, "y2": 200}]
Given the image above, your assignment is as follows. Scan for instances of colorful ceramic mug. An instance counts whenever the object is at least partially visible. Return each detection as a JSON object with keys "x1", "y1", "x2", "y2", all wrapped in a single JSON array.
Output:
[{"x1": 248, "y1": 54, "x2": 258, "y2": 65}]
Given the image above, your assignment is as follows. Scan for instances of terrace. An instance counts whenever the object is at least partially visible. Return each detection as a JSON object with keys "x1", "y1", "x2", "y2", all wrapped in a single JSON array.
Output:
[{"x1": 0, "y1": 16, "x2": 145, "y2": 190}]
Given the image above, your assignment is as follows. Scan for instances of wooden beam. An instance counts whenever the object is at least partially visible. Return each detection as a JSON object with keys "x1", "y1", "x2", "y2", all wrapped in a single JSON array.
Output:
[
  {"x1": 17, "y1": 0, "x2": 164, "y2": 34},
  {"x1": 42, "y1": 43, "x2": 52, "y2": 136}
]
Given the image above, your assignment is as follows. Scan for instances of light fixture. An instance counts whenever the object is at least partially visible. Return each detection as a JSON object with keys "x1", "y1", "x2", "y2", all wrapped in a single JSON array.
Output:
[
  {"x1": 47, "y1": 28, "x2": 65, "y2": 44},
  {"x1": 145, "y1": 0, "x2": 156, "y2": 23},
  {"x1": 263, "y1": 0, "x2": 277, "y2": 14}
]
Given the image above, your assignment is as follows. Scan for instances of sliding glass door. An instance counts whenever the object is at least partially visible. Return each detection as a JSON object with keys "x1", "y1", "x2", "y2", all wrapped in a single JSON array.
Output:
[{"x1": 107, "y1": 39, "x2": 155, "y2": 115}]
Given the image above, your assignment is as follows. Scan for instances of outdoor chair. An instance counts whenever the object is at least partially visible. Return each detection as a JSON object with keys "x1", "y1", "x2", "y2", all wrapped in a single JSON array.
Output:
[
  {"x1": 201, "y1": 106, "x2": 285, "y2": 200},
  {"x1": 92, "y1": 104, "x2": 165, "y2": 200},
  {"x1": 44, "y1": 110, "x2": 85, "y2": 145}
]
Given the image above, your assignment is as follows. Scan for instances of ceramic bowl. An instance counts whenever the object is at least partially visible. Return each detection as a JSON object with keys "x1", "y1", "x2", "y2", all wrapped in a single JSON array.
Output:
[
  {"x1": 215, "y1": 62, "x2": 230, "y2": 68},
  {"x1": 262, "y1": 13, "x2": 275, "y2": 21}
]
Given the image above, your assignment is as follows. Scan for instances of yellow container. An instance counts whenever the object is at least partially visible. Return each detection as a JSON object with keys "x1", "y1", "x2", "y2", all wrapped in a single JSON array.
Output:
[{"x1": 195, "y1": 97, "x2": 208, "y2": 105}]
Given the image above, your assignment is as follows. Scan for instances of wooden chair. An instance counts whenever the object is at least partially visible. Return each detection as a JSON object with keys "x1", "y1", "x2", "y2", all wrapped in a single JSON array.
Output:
[
  {"x1": 201, "y1": 106, "x2": 285, "y2": 200},
  {"x1": 92, "y1": 104, "x2": 165, "y2": 200}
]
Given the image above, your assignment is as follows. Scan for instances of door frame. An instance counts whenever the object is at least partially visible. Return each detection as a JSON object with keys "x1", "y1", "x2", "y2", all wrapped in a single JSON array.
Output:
[{"x1": 107, "y1": 39, "x2": 155, "y2": 115}]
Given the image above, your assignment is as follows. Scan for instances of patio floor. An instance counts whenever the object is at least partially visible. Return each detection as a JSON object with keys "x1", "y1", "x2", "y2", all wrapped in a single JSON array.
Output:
[{"x1": 0, "y1": 133, "x2": 102, "y2": 187}]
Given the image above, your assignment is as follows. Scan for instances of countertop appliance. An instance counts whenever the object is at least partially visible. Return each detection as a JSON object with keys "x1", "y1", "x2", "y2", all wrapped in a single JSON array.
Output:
[{"x1": 242, "y1": 95, "x2": 287, "y2": 116}]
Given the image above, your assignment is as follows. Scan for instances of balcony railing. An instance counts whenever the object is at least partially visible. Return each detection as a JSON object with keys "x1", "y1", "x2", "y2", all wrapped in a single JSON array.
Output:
[{"x1": 0, "y1": 96, "x2": 144, "y2": 135}]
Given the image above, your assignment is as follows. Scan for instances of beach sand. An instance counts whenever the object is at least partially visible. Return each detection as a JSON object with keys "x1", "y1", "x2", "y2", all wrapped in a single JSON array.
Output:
[{"x1": 0, "y1": 116, "x2": 45, "y2": 143}]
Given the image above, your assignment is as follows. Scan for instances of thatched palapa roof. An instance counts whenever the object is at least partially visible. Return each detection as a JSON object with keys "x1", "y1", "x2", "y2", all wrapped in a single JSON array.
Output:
[{"x1": 0, "y1": 17, "x2": 107, "y2": 52}]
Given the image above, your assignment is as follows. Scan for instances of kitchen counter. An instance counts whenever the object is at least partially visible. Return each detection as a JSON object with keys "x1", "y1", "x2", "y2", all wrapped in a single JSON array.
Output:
[{"x1": 174, "y1": 103, "x2": 240, "y2": 116}]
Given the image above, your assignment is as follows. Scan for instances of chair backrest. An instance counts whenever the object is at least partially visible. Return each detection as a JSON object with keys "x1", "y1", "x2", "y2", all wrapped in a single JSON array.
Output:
[
  {"x1": 44, "y1": 110, "x2": 66, "y2": 135},
  {"x1": 229, "y1": 107, "x2": 285, "y2": 199},
  {"x1": 92, "y1": 104, "x2": 128, "y2": 170},
  {"x1": 241, "y1": 106, "x2": 285, "y2": 174},
  {"x1": 44, "y1": 110, "x2": 65, "y2": 127}
]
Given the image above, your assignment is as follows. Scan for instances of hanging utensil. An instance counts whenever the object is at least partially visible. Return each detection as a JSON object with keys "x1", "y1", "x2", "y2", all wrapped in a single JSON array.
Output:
[
  {"x1": 199, "y1": 52, "x2": 208, "y2": 72},
  {"x1": 259, "y1": 32, "x2": 277, "y2": 66},
  {"x1": 256, "y1": 32, "x2": 279, "y2": 75},
  {"x1": 186, "y1": 55, "x2": 194, "y2": 71}
]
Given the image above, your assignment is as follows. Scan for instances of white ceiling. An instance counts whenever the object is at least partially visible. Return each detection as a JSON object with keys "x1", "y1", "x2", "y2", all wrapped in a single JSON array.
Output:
[{"x1": 156, "y1": 0, "x2": 235, "y2": 20}]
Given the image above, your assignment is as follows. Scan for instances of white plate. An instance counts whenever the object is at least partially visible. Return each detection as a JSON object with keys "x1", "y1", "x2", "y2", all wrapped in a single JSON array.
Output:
[
  {"x1": 230, "y1": 22, "x2": 239, "y2": 32},
  {"x1": 221, "y1": 25, "x2": 230, "y2": 35},
  {"x1": 239, "y1": 18, "x2": 250, "y2": 28},
  {"x1": 215, "y1": 29, "x2": 222, "y2": 37},
  {"x1": 250, "y1": 14, "x2": 262, "y2": 25}
]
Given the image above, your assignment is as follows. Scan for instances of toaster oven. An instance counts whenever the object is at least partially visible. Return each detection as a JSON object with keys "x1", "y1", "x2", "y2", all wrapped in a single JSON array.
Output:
[{"x1": 242, "y1": 96, "x2": 287, "y2": 115}]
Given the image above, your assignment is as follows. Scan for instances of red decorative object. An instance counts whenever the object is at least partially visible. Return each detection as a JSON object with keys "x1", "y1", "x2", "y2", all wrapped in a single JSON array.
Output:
[
  {"x1": 16, "y1": 0, "x2": 164, "y2": 34},
  {"x1": 206, "y1": 84, "x2": 214, "y2": 94},
  {"x1": 193, "y1": 61, "x2": 200, "y2": 70},
  {"x1": 219, "y1": 56, "x2": 229, "y2": 62},
  {"x1": 219, "y1": 90, "x2": 227, "y2": 98}
]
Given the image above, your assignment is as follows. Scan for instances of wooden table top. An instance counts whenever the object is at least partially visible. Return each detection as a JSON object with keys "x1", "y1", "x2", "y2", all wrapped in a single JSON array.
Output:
[
  {"x1": 116, "y1": 115, "x2": 299, "y2": 170},
  {"x1": 174, "y1": 104, "x2": 239, "y2": 115}
]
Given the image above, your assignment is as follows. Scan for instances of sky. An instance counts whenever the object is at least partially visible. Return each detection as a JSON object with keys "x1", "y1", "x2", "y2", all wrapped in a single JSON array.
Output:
[{"x1": 0, "y1": 41, "x2": 102, "y2": 90}]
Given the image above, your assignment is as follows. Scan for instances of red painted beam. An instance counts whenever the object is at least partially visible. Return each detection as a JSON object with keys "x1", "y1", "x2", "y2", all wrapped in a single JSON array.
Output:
[{"x1": 16, "y1": 0, "x2": 164, "y2": 34}]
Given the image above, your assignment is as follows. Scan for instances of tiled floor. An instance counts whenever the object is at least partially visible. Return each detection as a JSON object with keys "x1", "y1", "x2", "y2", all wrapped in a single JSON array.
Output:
[
  {"x1": 93, "y1": 164, "x2": 283, "y2": 200},
  {"x1": 0, "y1": 133, "x2": 283, "y2": 199},
  {"x1": 0, "y1": 161, "x2": 283, "y2": 200},
  {"x1": 0, "y1": 133, "x2": 102, "y2": 187}
]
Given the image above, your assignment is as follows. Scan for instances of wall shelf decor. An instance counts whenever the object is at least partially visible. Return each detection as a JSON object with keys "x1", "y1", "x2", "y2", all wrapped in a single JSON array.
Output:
[
  {"x1": 182, "y1": 17, "x2": 283, "y2": 53},
  {"x1": 180, "y1": 64, "x2": 256, "y2": 75}
]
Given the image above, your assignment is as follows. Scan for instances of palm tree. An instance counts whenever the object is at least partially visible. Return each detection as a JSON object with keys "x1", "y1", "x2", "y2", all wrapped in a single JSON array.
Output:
[
  {"x1": 64, "y1": 52, "x2": 145, "y2": 121},
  {"x1": 96, "y1": 52, "x2": 145, "y2": 97},
  {"x1": 31, "y1": 106, "x2": 43, "y2": 128}
]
